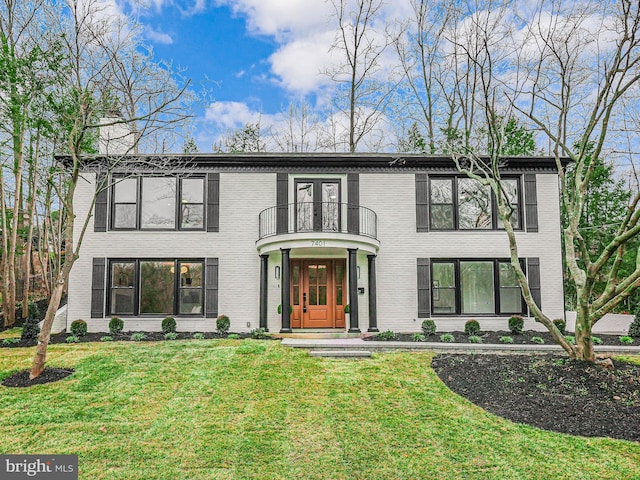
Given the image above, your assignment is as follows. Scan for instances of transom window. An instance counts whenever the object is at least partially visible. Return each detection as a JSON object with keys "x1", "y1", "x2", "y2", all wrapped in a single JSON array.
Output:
[
  {"x1": 429, "y1": 177, "x2": 521, "y2": 230},
  {"x1": 108, "y1": 259, "x2": 204, "y2": 316},
  {"x1": 111, "y1": 176, "x2": 205, "y2": 230},
  {"x1": 431, "y1": 259, "x2": 524, "y2": 315}
]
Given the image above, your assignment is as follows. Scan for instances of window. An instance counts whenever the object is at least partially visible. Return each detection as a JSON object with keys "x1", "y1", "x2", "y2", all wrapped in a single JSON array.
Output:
[
  {"x1": 108, "y1": 259, "x2": 204, "y2": 316},
  {"x1": 111, "y1": 175, "x2": 205, "y2": 230},
  {"x1": 429, "y1": 177, "x2": 521, "y2": 230},
  {"x1": 431, "y1": 259, "x2": 524, "y2": 315}
]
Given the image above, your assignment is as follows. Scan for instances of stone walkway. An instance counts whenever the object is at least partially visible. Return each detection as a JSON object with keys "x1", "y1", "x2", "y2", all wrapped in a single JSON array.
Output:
[{"x1": 282, "y1": 337, "x2": 640, "y2": 355}]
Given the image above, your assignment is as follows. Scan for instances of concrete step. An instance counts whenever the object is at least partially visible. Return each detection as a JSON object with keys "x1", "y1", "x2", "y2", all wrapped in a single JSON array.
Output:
[{"x1": 310, "y1": 350, "x2": 372, "y2": 358}]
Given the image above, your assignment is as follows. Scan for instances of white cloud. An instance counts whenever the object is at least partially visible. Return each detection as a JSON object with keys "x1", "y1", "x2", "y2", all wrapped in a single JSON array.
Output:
[
  {"x1": 204, "y1": 101, "x2": 265, "y2": 128},
  {"x1": 145, "y1": 26, "x2": 173, "y2": 44}
]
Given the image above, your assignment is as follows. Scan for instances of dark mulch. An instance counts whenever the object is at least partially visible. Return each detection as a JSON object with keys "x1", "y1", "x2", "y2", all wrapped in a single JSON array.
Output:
[
  {"x1": 364, "y1": 330, "x2": 628, "y2": 346},
  {"x1": 432, "y1": 353, "x2": 640, "y2": 442},
  {"x1": 2, "y1": 367, "x2": 74, "y2": 388},
  {"x1": 1, "y1": 331, "x2": 270, "y2": 348}
]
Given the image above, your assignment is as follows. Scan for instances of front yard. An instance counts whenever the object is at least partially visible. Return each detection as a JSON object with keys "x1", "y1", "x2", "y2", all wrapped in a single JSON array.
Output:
[{"x1": 0, "y1": 340, "x2": 639, "y2": 479}]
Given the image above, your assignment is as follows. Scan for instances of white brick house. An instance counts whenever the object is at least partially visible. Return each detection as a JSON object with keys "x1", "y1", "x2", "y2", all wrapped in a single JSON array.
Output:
[{"x1": 65, "y1": 151, "x2": 565, "y2": 334}]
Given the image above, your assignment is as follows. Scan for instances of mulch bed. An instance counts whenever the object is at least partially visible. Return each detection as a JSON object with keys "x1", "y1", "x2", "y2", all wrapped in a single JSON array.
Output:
[
  {"x1": 432, "y1": 353, "x2": 640, "y2": 442},
  {"x1": 2, "y1": 368, "x2": 74, "y2": 388},
  {"x1": 364, "y1": 330, "x2": 629, "y2": 346}
]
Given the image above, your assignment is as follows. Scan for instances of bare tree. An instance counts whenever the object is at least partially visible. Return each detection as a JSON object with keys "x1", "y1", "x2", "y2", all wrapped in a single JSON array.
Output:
[
  {"x1": 419, "y1": 0, "x2": 640, "y2": 362},
  {"x1": 30, "y1": 0, "x2": 191, "y2": 378},
  {"x1": 272, "y1": 102, "x2": 321, "y2": 152},
  {"x1": 326, "y1": 0, "x2": 395, "y2": 152}
]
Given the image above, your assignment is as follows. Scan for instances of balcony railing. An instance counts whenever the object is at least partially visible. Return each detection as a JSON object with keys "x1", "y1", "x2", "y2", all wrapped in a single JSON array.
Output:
[{"x1": 258, "y1": 202, "x2": 377, "y2": 240}]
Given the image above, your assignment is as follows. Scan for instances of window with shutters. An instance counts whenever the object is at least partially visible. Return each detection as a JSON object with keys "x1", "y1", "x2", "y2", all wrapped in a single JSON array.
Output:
[
  {"x1": 107, "y1": 259, "x2": 205, "y2": 316},
  {"x1": 427, "y1": 176, "x2": 522, "y2": 230},
  {"x1": 110, "y1": 175, "x2": 206, "y2": 231}
]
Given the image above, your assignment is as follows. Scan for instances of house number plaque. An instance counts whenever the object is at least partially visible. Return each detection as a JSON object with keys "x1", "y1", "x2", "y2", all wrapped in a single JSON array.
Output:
[{"x1": 311, "y1": 240, "x2": 326, "y2": 247}]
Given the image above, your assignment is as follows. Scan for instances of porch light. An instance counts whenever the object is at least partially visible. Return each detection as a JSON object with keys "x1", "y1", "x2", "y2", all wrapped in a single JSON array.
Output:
[{"x1": 275, "y1": 266, "x2": 281, "y2": 279}]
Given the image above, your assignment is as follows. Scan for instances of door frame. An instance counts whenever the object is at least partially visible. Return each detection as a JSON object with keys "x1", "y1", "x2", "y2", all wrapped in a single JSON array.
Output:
[{"x1": 290, "y1": 258, "x2": 346, "y2": 329}]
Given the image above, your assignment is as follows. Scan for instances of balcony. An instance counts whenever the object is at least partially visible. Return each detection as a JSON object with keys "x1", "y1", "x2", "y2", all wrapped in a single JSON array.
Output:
[{"x1": 256, "y1": 202, "x2": 379, "y2": 255}]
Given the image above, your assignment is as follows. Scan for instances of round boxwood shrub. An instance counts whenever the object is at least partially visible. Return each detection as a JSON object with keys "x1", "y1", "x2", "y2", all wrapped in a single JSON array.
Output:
[
  {"x1": 628, "y1": 311, "x2": 640, "y2": 337},
  {"x1": 553, "y1": 319, "x2": 566, "y2": 335},
  {"x1": 464, "y1": 319, "x2": 480, "y2": 336},
  {"x1": 277, "y1": 304, "x2": 293, "y2": 314},
  {"x1": 27, "y1": 301, "x2": 41, "y2": 321},
  {"x1": 70, "y1": 319, "x2": 87, "y2": 337},
  {"x1": 421, "y1": 319, "x2": 436, "y2": 337},
  {"x1": 216, "y1": 315, "x2": 231, "y2": 334},
  {"x1": 161, "y1": 317, "x2": 176, "y2": 334},
  {"x1": 508, "y1": 315, "x2": 524, "y2": 335},
  {"x1": 109, "y1": 317, "x2": 124, "y2": 335}
]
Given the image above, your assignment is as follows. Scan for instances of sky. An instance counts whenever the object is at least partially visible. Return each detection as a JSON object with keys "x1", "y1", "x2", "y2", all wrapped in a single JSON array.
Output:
[{"x1": 110, "y1": 0, "x2": 412, "y2": 151}]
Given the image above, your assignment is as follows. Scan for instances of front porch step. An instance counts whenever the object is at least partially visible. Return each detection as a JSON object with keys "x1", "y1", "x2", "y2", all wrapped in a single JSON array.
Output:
[
  {"x1": 273, "y1": 331, "x2": 365, "y2": 340},
  {"x1": 310, "y1": 350, "x2": 372, "y2": 358}
]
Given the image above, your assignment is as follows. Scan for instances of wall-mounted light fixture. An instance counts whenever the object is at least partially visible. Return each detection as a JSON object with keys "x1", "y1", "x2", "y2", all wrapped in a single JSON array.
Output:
[
  {"x1": 275, "y1": 266, "x2": 281, "y2": 279},
  {"x1": 357, "y1": 266, "x2": 361, "y2": 279}
]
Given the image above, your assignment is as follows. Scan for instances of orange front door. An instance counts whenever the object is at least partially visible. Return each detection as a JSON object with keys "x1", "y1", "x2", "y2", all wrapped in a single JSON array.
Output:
[{"x1": 291, "y1": 259, "x2": 346, "y2": 328}]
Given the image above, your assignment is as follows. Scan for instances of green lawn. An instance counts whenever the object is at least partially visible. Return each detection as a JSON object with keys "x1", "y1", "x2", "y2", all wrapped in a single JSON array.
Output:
[
  {"x1": 0, "y1": 327, "x2": 21, "y2": 339},
  {"x1": 0, "y1": 340, "x2": 639, "y2": 479}
]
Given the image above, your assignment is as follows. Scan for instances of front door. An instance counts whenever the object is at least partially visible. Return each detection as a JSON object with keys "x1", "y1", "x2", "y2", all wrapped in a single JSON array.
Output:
[{"x1": 291, "y1": 259, "x2": 346, "y2": 328}]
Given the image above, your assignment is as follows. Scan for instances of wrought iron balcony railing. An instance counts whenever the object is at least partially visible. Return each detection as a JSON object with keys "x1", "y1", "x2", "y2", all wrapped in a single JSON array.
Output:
[{"x1": 258, "y1": 202, "x2": 377, "y2": 240}]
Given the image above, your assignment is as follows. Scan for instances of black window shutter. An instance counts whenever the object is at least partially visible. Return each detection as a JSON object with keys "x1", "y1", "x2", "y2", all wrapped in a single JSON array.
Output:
[
  {"x1": 524, "y1": 174, "x2": 538, "y2": 232},
  {"x1": 276, "y1": 173, "x2": 288, "y2": 234},
  {"x1": 527, "y1": 257, "x2": 542, "y2": 309},
  {"x1": 417, "y1": 258, "x2": 431, "y2": 317},
  {"x1": 347, "y1": 173, "x2": 359, "y2": 234},
  {"x1": 207, "y1": 173, "x2": 220, "y2": 232},
  {"x1": 91, "y1": 257, "x2": 106, "y2": 318},
  {"x1": 94, "y1": 173, "x2": 108, "y2": 232},
  {"x1": 205, "y1": 258, "x2": 219, "y2": 318},
  {"x1": 415, "y1": 174, "x2": 429, "y2": 232}
]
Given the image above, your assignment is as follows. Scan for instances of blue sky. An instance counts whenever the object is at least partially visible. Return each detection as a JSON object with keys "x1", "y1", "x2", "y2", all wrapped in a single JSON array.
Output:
[{"x1": 107, "y1": 0, "x2": 411, "y2": 150}]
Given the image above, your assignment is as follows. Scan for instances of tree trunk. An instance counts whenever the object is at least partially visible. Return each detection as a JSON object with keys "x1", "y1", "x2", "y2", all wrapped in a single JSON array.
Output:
[{"x1": 30, "y1": 274, "x2": 67, "y2": 379}]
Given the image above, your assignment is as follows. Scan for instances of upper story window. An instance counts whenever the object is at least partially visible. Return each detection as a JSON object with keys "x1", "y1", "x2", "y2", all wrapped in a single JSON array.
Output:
[
  {"x1": 428, "y1": 176, "x2": 521, "y2": 231},
  {"x1": 111, "y1": 176, "x2": 205, "y2": 231}
]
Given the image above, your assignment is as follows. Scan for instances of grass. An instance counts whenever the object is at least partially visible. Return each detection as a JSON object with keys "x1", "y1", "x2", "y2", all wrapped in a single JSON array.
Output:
[
  {"x1": 0, "y1": 327, "x2": 21, "y2": 339},
  {"x1": 0, "y1": 341, "x2": 639, "y2": 479}
]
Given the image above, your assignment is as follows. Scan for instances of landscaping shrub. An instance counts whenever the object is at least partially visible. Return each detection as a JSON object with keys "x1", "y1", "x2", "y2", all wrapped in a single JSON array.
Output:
[
  {"x1": 193, "y1": 332, "x2": 205, "y2": 340},
  {"x1": 531, "y1": 336, "x2": 545, "y2": 344},
  {"x1": 3, "y1": 338, "x2": 21, "y2": 345},
  {"x1": 564, "y1": 335, "x2": 576, "y2": 345},
  {"x1": 20, "y1": 316, "x2": 40, "y2": 341},
  {"x1": 228, "y1": 333, "x2": 240, "y2": 339},
  {"x1": 66, "y1": 335, "x2": 79, "y2": 343},
  {"x1": 440, "y1": 333, "x2": 455, "y2": 343},
  {"x1": 162, "y1": 317, "x2": 176, "y2": 334},
  {"x1": 131, "y1": 332, "x2": 147, "y2": 341},
  {"x1": 421, "y1": 319, "x2": 436, "y2": 337},
  {"x1": 109, "y1": 317, "x2": 124, "y2": 335},
  {"x1": 592, "y1": 336, "x2": 603, "y2": 345},
  {"x1": 508, "y1": 315, "x2": 524, "y2": 335},
  {"x1": 27, "y1": 301, "x2": 40, "y2": 320},
  {"x1": 277, "y1": 304, "x2": 293, "y2": 314},
  {"x1": 553, "y1": 319, "x2": 566, "y2": 335},
  {"x1": 499, "y1": 336, "x2": 514, "y2": 344},
  {"x1": 411, "y1": 333, "x2": 426, "y2": 342},
  {"x1": 70, "y1": 319, "x2": 87, "y2": 337},
  {"x1": 101, "y1": 336, "x2": 113, "y2": 342},
  {"x1": 250, "y1": 328, "x2": 269, "y2": 339},
  {"x1": 464, "y1": 319, "x2": 480, "y2": 336},
  {"x1": 628, "y1": 312, "x2": 640, "y2": 337},
  {"x1": 377, "y1": 330, "x2": 397, "y2": 341},
  {"x1": 620, "y1": 336, "x2": 634, "y2": 345},
  {"x1": 165, "y1": 332, "x2": 178, "y2": 340},
  {"x1": 468, "y1": 335, "x2": 483, "y2": 343},
  {"x1": 216, "y1": 315, "x2": 230, "y2": 334}
]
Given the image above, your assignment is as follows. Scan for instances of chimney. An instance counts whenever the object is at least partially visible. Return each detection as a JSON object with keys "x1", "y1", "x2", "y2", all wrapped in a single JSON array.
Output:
[{"x1": 99, "y1": 115, "x2": 135, "y2": 155}]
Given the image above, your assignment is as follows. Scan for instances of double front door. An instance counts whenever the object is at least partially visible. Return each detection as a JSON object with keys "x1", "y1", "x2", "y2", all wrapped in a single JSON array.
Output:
[{"x1": 290, "y1": 259, "x2": 346, "y2": 329}]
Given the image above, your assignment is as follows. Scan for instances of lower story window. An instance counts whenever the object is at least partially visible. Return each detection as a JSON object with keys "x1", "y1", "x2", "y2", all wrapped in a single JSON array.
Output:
[
  {"x1": 109, "y1": 259, "x2": 204, "y2": 316},
  {"x1": 432, "y1": 259, "x2": 524, "y2": 315}
]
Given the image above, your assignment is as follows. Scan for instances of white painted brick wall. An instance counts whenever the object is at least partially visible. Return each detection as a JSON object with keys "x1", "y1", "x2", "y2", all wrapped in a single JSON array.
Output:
[{"x1": 68, "y1": 169, "x2": 564, "y2": 334}]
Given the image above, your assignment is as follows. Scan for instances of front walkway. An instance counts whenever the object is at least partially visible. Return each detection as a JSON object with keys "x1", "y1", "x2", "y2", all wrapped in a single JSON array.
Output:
[{"x1": 281, "y1": 338, "x2": 640, "y2": 355}]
